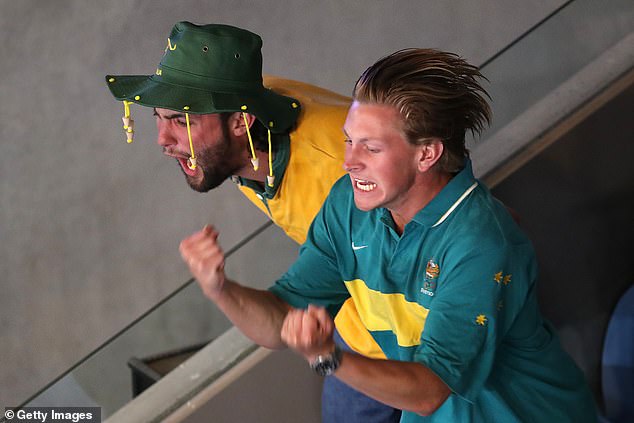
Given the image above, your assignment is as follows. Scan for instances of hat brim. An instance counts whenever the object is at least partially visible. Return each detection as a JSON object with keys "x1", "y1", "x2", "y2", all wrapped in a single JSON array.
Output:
[{"x1": 106, "y1": 74, "x2": 300, "y2": 134}]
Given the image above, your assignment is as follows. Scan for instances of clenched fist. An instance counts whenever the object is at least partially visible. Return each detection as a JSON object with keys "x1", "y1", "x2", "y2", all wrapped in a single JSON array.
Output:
[
  {"x1": 180, "y1": 225, "x2": 226, "y2": 300},
  {"x1": 281, "y1": 304, "x2": 335, "y2": 362}
]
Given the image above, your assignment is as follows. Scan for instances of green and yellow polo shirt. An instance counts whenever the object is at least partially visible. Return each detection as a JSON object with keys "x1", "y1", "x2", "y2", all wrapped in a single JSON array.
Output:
[{"x1": 270, "y1": 161, "x2": 596, "y2": 422}]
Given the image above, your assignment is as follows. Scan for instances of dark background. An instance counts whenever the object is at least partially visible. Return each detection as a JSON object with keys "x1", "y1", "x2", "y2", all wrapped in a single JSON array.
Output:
[{"x1": 492, "y1": 83, "x2": 634, "y2": 408}]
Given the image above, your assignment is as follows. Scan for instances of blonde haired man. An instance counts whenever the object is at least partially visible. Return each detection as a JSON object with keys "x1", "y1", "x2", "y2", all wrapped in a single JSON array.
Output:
[{"x1": 182, "y1": 48, "x2": 597, "y2": 422}]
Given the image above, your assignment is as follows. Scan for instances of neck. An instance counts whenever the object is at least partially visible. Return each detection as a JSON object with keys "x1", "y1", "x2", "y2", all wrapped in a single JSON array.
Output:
[
  {"x1": 390, "y1": 170, "x2": 453, "y2": 234},
  {"x1": 235, "y1": 150, "x2": 271, "y2": 183}
]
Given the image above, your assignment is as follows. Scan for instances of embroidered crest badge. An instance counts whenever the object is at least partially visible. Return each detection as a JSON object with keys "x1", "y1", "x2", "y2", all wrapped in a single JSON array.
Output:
[{"x1": 421, "y1": 259, "x2": 440, "y2": 297}]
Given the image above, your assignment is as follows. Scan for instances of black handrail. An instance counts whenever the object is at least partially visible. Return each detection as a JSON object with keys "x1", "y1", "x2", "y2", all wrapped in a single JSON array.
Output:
[{"x1": 16, "y1": 221, "x2": 274, "y2": 409}]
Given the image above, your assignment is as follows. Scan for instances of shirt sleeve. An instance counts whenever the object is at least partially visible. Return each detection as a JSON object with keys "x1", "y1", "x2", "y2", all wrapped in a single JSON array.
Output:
[
  {"x1": 414, "y1": 241, "x2": 533, "y2": 402},
  {"x1": 269, "y1": 181, "x2": 351, "y2": 318}
]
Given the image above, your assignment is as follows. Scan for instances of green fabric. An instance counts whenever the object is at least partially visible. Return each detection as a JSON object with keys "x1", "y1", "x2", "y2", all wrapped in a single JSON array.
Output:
[
  {"x1": 270, "y1": 161, "x2": 597, "y2": 422},
  {"x1": 234, "y1": 132, "x2": 291, "y2": 199},
  {"x1": 105, "y1": 21, "x2": 300, "y2": 133}
]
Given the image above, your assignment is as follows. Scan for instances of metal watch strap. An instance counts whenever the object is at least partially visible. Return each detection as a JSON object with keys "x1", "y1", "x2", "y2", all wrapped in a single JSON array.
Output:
[{"x1": 309, "y1": 345, "x2": 343, "y2": 376}]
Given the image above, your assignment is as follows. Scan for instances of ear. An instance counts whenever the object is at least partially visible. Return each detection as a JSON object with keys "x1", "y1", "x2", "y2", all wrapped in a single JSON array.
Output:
[
  {"x1": 228, "y1": 112, "x2": 257, "y2": 137},
  {"x1": 417, "y1": 139, "x2": 444, "y2": 172}
]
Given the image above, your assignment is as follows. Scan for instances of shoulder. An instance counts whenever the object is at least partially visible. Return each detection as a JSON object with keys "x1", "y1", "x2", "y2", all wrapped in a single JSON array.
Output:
[
  {"x1": 310, "y1": 175, "x2": 355, "y2": 235},
  {"x1": 263, "y1": 76, "x2": 350, "y2": 163},
  {"x1": 263, "y1": 75, "x2": 351, "y2": 106},
  {"x1": 446, "y1": 184, "x2": 534, "y2": 259},
  {"x1": 264, "y1": 75, "x2": 350, "y2": 145},
  {"x1": 319, "y1": 175, "x2": 380, "y2": 241},
  {"x1": 322, "y1": 175, "x2": 353, "y2": 211}
]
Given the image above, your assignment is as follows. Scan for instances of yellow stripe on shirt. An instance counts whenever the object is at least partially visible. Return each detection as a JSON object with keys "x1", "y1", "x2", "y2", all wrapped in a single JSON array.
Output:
[
  {"x1": 335, "y1": 298, "x2": 387, "y2": 359},
  {"x1": 343, "y1": 279, "x2": 430, "y2": 348}
]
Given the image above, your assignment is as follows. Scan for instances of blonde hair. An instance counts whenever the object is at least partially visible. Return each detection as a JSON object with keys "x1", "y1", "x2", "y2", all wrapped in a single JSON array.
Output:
[{"x1": 353, "y1": 48, "x2": 491, "y2": 173}]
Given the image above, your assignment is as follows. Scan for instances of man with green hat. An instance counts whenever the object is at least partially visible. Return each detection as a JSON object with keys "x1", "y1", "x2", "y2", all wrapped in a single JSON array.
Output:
[
  {"x1": 106, "y1": 21, "x2": 401, "y2": 422},
  {"x1": 106, "y1": 21, "x2": 350, "y2": 245}
]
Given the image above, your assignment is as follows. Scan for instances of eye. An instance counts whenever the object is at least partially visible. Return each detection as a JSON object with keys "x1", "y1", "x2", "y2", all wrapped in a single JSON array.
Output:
[
  {"x1": 343, "y1": 138, "x2": 352, "y2": 145},
  {"x1": 366, "y1": 145, "x2": 381, "y2": 153},
  {"x1": 176, "y1": 118, "x2": 188, "y2": 127}
]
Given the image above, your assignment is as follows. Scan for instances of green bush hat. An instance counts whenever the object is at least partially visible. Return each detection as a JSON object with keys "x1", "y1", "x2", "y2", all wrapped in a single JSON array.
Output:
[{"x1": 105, "y1": 21, "x2": 301, "y2": 134}]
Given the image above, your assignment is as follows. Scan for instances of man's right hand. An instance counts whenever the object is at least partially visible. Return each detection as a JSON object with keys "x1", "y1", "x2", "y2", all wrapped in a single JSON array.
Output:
[{"x1": 180, "y1": 225, "x2": 226, "y2": 300}]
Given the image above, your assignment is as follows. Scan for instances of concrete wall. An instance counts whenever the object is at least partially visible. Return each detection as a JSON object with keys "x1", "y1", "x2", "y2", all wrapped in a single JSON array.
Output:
[{"x1": 1, "y1": 0, "x2": 570, "y2": 407}]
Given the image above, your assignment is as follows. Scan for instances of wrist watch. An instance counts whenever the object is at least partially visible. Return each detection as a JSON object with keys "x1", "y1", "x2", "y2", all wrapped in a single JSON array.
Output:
[{"x1": 309, "y1": 345, "x2": 343, "y2": 376}]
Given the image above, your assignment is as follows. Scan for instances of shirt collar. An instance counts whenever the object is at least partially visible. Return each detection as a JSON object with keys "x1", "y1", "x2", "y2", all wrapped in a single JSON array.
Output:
[
  {"x1": 410, "y1": 159, "x2": 478, "y2": 228},
  {"x1": 232, "y1": 132, "x2": 291, "y2": 199}
]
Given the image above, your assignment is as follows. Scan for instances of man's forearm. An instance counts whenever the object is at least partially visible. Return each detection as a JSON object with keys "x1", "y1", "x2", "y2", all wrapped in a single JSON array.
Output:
[
  {"x1": 210, "y1": 279, "x2": 291, "y2": 350},
  {"x1": 334, "y1": 353, "x2": 450, "y2": 416}
]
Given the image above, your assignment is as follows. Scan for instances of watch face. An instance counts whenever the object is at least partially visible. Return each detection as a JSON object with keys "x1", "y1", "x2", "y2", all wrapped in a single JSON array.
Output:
[
  {"x1": 314, "y1": 358, "x2": 337, "y2": 376},
  {"x1": 311, "y1": 347, "x2": 342, "y2": 376}
]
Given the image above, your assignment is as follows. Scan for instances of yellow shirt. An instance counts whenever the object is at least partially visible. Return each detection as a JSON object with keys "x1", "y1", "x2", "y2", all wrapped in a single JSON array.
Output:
[{"x1": 237, "y1": 76, "x2": 350, "y2": 244}]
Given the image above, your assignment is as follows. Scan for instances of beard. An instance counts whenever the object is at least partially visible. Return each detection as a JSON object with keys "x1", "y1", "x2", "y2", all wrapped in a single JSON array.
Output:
[{"x1": 179, "y1": 120, "x2": 244, "y2": 192}]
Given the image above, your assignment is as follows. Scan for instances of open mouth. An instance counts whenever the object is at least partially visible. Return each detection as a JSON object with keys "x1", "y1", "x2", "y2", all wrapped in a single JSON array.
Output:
[
  {"x1": 353, "y1": 177, "x2": 377, "y2": 192},
  {"x1": 165, "y1": 149, "x2": 198, "y2": 177},
  {"x1": 177, "y1": 157, "x2": 198, "y2": 177}
]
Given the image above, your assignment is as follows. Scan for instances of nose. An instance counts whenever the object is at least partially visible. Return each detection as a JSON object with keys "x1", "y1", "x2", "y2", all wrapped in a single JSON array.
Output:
[
  {"x1": 343, "y1": 143, "x2": 363, "y2": 173},
  {"x1": 156, "y1": 120, "x2": 177, "y2": 148}
]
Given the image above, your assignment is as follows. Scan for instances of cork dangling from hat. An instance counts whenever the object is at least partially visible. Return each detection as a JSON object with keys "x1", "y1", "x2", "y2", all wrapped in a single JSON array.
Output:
[
  {"x1": 105, "y1": 21, "x2": 300, "y2": 178},
  {"x1": 105, "y1": 21, "x2": 301, "y2": 133},
  {"x1": 106, "y1": 22, "x2": 300, "y2": 133}
]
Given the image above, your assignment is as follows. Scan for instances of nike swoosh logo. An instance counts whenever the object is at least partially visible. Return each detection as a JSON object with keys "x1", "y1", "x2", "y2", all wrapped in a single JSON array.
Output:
[{"x1": 352, "y1": 242, "x2": 368, "y2": 251}]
